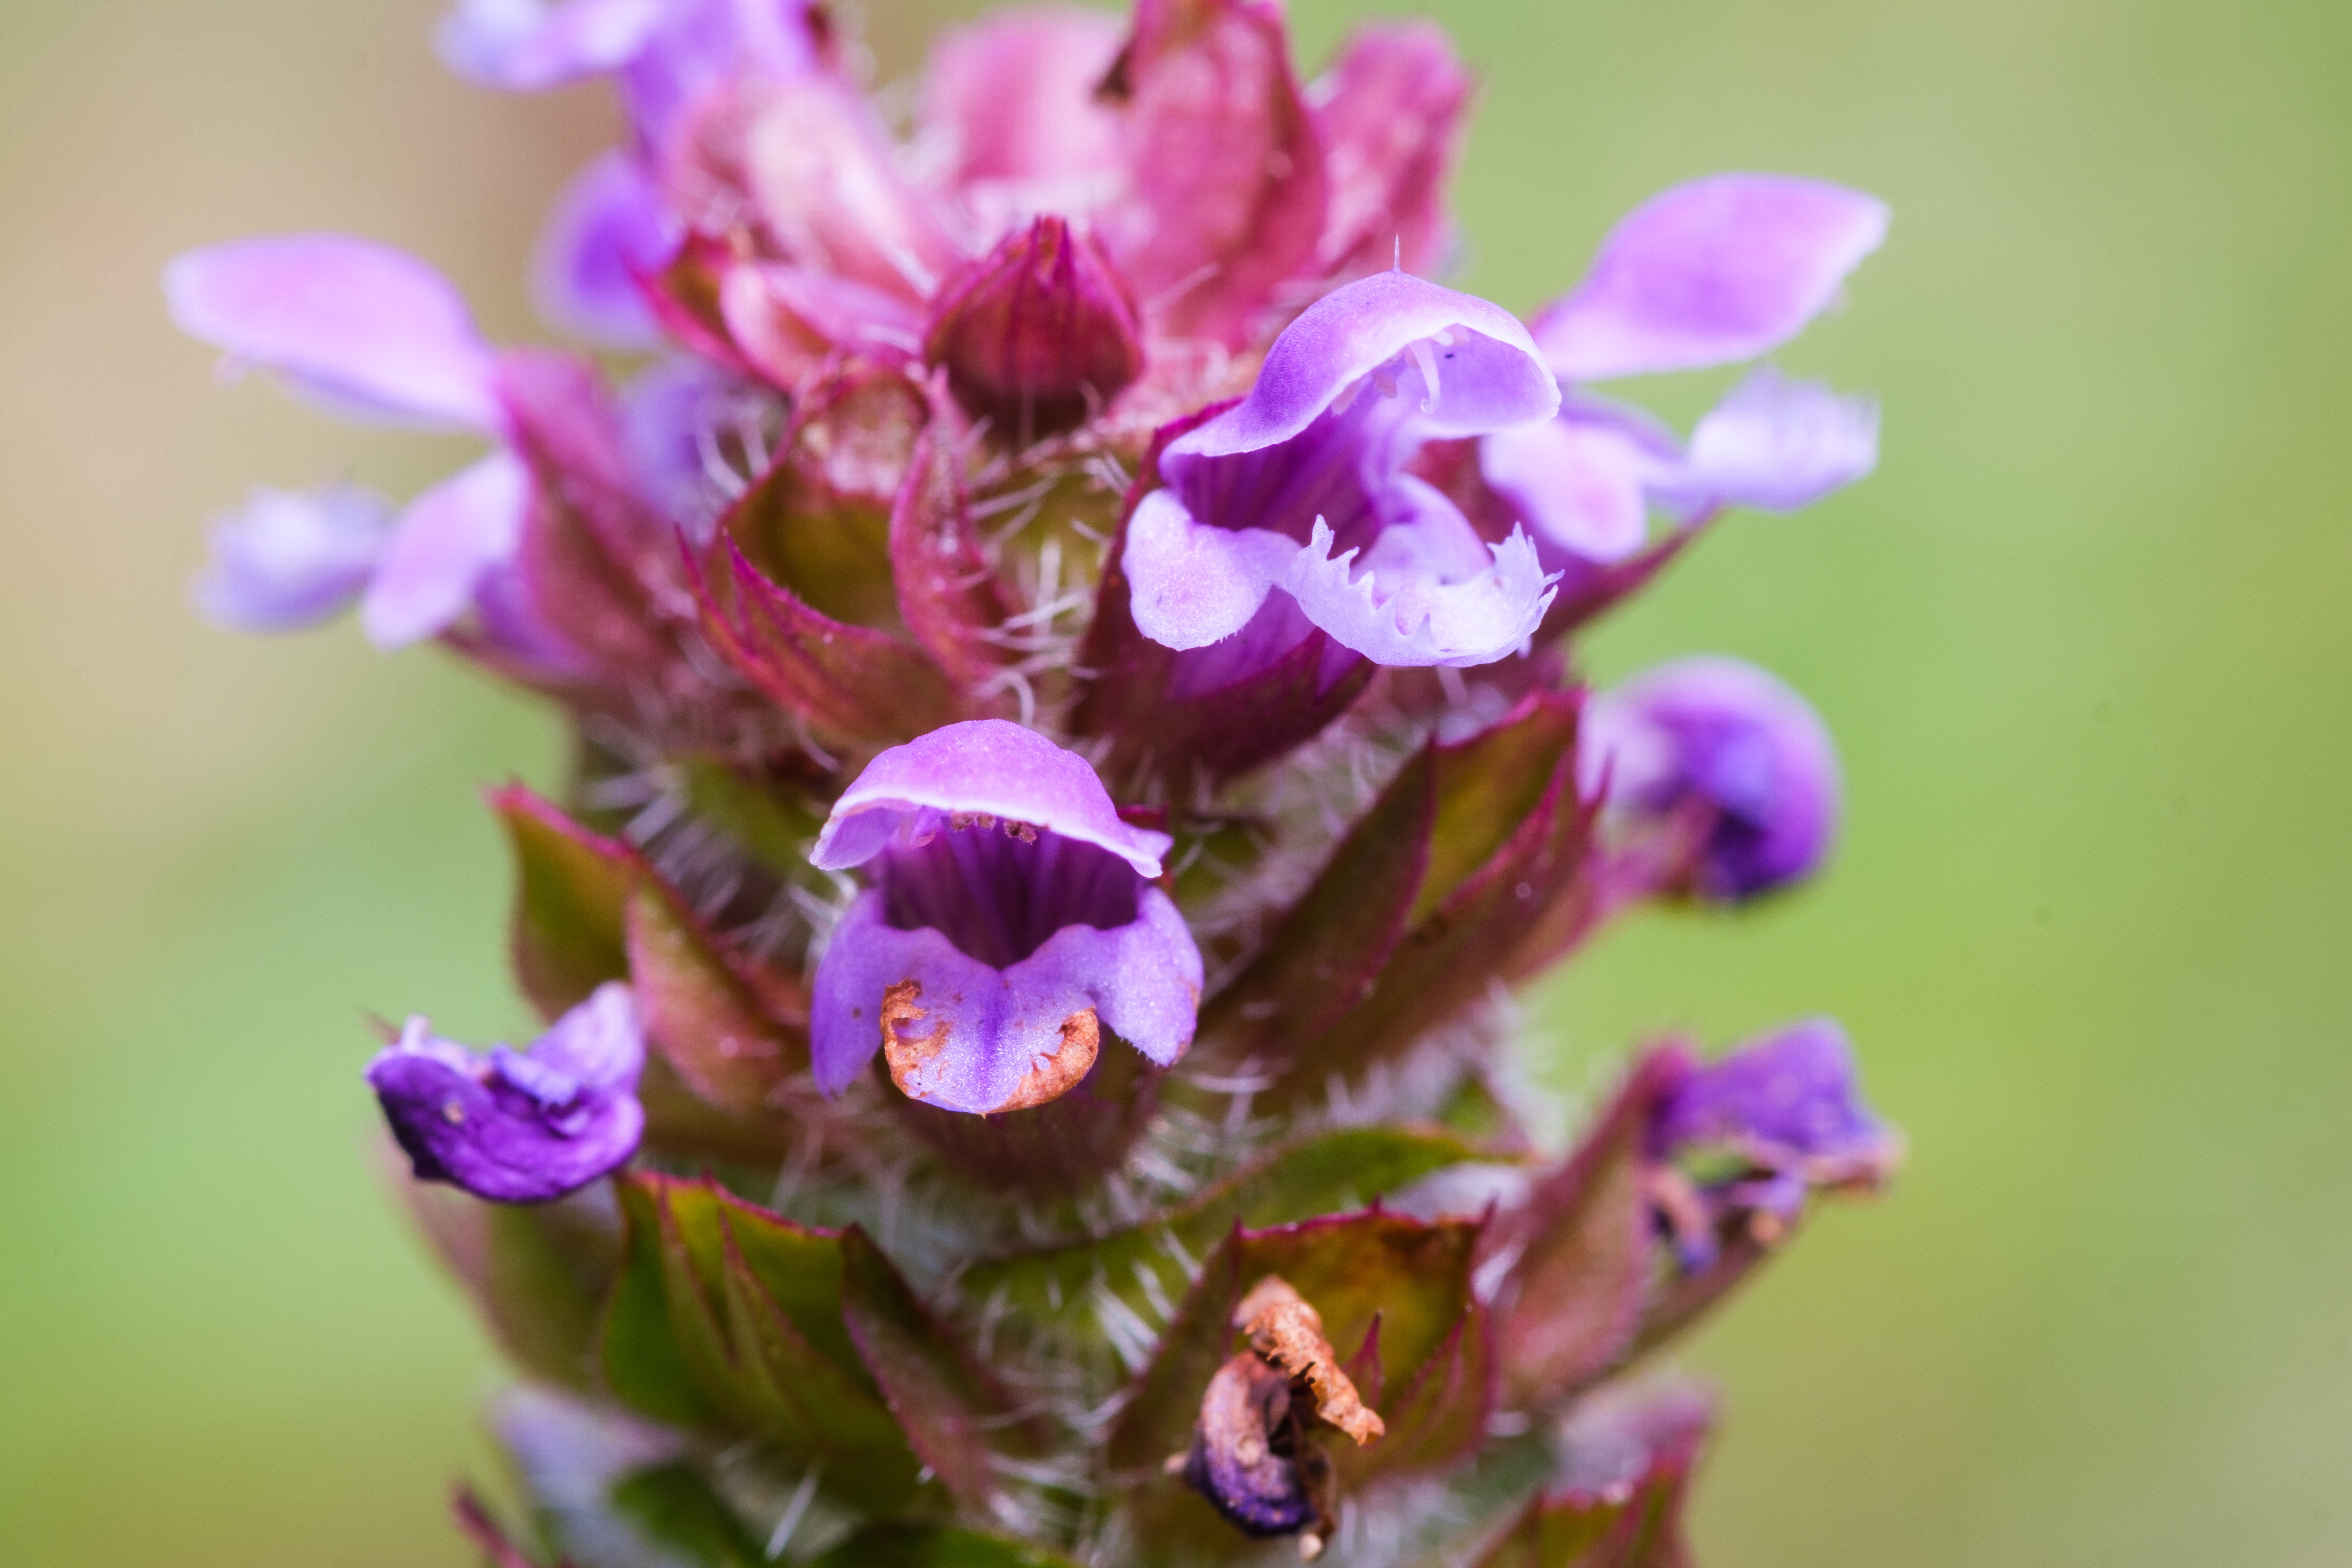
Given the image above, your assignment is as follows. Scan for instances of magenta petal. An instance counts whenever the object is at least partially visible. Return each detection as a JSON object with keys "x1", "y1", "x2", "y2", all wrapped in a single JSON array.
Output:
[
  {"x1": 1534, "y1": 175, "x2": 1889, "y2": 381},
  {"x1": 360, "y1": 452, "x2": 530, "y2": 649},
  {"x1": 529, "y1": 149, "x2": 679, "y2": 349},
  {"x1": 812, "y1": 720, "x2": 1171, "y2": 876},
  {"x1": 919, "y1": 7, "x2": 1125, "y2": 196},
  {"x1": 810, "y1": 887, "x2": 1200, "y2": 1112},
  {"x1": 191, "y1": 484, "x2": 392, "y2": 633},
  {"x1": 164, "y1": 234, "x2": 502, "y2": 431},
  {"x1": 1309, "y1": 20, "x2": 1474, "y2": 279},
  {"x1": 368, "y1": 982, "x2": 645, "y2": 1204},
  {"x1": 435, "y1": 0, "x2": 669, "y2": 90},
  {"x1": 1285, "y1": 504, "x2": 1555, "y2": 669},
  {"x1": 1174, "y1": 271, "x2": 1557, "y2": 458},
  {"x1": 1122, "y1": 490, "x2": 1300, "y2": 652},
  {"x1": 1669, "y1": 368, "x2": 1879, "y2": 513}
]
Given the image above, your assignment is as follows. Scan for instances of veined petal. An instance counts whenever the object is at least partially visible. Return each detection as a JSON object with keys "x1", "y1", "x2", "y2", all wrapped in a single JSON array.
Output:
[
  {"x1": 366, "y1": 982, "x2": 645, "y2": 1204},
  {"x1": 191, "y1": 484, "x2": 392, "y2": 633},
  {"x1": 528, "y1": 149, "x2": 678, "y2": 349},
  {"x1": 164, "y1": 234, "x2": 502, "y2": 432},
  {"x1": 810, "y1": 887, "x2": 1200, "y2": 1112},
  {"x1": 812, "y1": 720, "x2": 1171, "y2": 876},
  {"x1": 360, "y1": 452, "x2": 530, "y2": 649},
  {"x1": 1534, "y1": 175, "x2": 1888, "y2": 381},
  {"x1": 1667, "y1": 367, "x2": 1879, "y2": 513},
  {"x1": 1174, "y1": 271, "x2": 1557, "y2": 458},
  {"x1": 435, "y1": 0, "x2": 669, "y2": 90},
  {"x1": 1122, "y1": 489, "x2": 1301, "y2": 652},
  {"x1": 1285, "y1": 499, "x2": 1556, "y2": 669}
]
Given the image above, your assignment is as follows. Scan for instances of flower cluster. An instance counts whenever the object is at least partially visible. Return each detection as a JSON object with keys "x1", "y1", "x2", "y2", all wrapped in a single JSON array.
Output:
[{"x1": 175, "y1": 3, "x2": 1898, "y2": 1563}]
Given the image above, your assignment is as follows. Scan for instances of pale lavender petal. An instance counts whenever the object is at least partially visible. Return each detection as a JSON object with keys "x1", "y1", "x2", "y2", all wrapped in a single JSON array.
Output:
[
  {"x1": 191, "y1": 484, "x2": 392, "y2": 632},
  {"x1": 164, "y1": 235, "x2": 502, "y2": 431},
  {"x1": 1667, "y1": 368, "x2": 1879, "y2": 513},
  {"x1": 812, "y1": 720, "x2": 1171, "y2": 875},
  {"x1": 529, "y1": 149, "x2": 678, "y2": 348},
  {"x1": 1283, "y1": 497, "x2": 1556, "y2": 668},
  {"x1": 1479, "y1": 416, "x2": 1658, "y2": 565},
  {"x1": 1122, "y1": 489, "x2": 1301, "y2": 652},
  {"x1": 622, "y1": 0, "x2": 822, "y2": 153},
  {"x1": 360, "y1": 452, "x2": 530, "y2": 649},
  {"x1": 1581, "y1": 656, "x2": 1841, "y2": 901},
  {"x1": 810, "y1": 887, "x2": 1200, "y2": 1112},
  {"x1": 1534, "y1": 175, "x2": 1889, "y2": 381},
  {"x1": 1178, "y1": 271, "x2": 1558, "y2": 458},
  {"x1": 435, "y1": 0, "x2": 669, "y2": 90},
  {"x1": 366, "y1": 982, "x2": 645, "y2": 1203}
]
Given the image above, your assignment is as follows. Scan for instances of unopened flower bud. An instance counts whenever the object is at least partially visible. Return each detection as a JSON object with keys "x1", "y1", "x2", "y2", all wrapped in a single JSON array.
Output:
[{"x1": 923, "y1": 216, "x2": 1143, "y2": 437}]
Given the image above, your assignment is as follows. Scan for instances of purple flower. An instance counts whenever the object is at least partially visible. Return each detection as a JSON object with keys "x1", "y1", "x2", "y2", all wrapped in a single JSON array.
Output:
[
  {"x1": 165, "y1": 236, "x2": 538, "y2": 649},
  {"x1": 529, "y1": 149, "x2": 679, "y2": 349},
  {"x1": 190, "y1": 484, "x2": 393, "y2": 632},
  {"x1": 367, "y1": 982, "x2": 646, "y2": 1203},
  {"x1": 808, "y1": 720, "x2": 1202, "y2": 1116},
  {"x1": 1581, "y1": 656, "x2": 1841, "y2": 902},
  {"x1": 1122, "y1": 270, "x2": 1561, "y2": 671},
  {"x1": 1649, "y1": 1018, "x2": 1899, "y2": 1266},
  {"x1": 1477, "y1": 176, "x2": 1886, "y2": 577}
]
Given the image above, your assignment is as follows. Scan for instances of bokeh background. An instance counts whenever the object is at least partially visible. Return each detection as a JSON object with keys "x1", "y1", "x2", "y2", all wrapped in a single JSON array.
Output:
[{"x1": 4, "y1": 0, "x2": 2347, "y2": 1562}]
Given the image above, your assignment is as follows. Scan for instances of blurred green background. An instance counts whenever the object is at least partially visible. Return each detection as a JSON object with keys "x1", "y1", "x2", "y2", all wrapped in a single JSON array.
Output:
[{"x1": 3, "y1": 0, "x2": 2346, "y2": 1563}]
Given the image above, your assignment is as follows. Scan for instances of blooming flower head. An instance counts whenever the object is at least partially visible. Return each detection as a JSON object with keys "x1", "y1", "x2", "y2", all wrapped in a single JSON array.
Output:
[
  {"x1": 1582, "y1": 655, "x2": 1842, "y2": 902},
  {"x1": 367, "y1": 982, "x2": 645, "y2": 1203},
  {"x1": 808, "y1": 720, "x2": 1203, "y2": 1115},
  {"x1": 1123, "y1": 269, "x2": 1562, "y2": 674}
]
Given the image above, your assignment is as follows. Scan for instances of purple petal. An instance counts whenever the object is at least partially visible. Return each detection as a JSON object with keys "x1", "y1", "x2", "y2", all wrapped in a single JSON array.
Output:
[
  {"x1": 810, "y1": 885, "x2": 1200, "y2": 1112},
  {"x1": 1582, "y1": 655, "x2": 1841, "y2": 901},
  {"x1": 1177, "y1": 271, "x2": 1558, "y2": 458},
  {"x1": 617, "y1": 355, "x2": 751, "y2": 545},
  {"x1": 190, "y1": 484, "x2": 392, "y2": 632},
  {"x1": 366, "y1": 982, "x2": 645, "y2": 1203},
  {"x1": 529, "y1": 149, "x2": 679, "y2": 349},
  {"x1": 164, "y1": 235, "x2": 502, "y2": 431},
  {"x1": 1479, "y1": 415, "x2": 1661, "y2": 566},
  {"x1": 1534, "y1": 175, "x2": 1889, "y2": 381},
  {"x1": 1653, "y1": 1017, "x2": 1894, "y2": 1176},
  {"x1": 435, "y1": 0, "x2": 669, "y2": 90},
  {"x1": 360, "y1": 452, "x2": 530, "y2": 649},
  {"x1": 1666, "y1": 367, "x2": 1879, "y2": 513},
  {"x1": 1283, "y1": 495, "x2": 1556, "y2": 668},
  {"x1": 1123, "y1": 489, "x2": 1301, "y2": 652},
  {"x1": 812, "y1": 720, "x2": 1171, "y2": 876},
  {"x1": 622, "y1": 0, "x2": 821, "y2": 152}
]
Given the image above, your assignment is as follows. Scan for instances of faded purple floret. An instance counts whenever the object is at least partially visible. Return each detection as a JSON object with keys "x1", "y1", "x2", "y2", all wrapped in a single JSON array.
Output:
[
  {"x1": 366, "y1": 982, "x2": 645, "y2": 1203},
  {"x1": 1124, "y1": 270, "x2": 1561, "y2": 671},
  {"x1": 163, "y1": 234, "x2": 503, "y2": 432},
  {"x1": 1650, "y1": 1018, "x2": 1899, "y2": 1267},
  {"x1": 1582, "y1": 656, "x2": 1841, "y2": 902},
  {"x1": 809, "y1": 721, "x2": 1201, "y2": 1115},
  {"x1": 191, "y1": 484, "x2": 392, "y2": 632},
  {"x1": 1664, "y1": 366, "x2": 1880, "y2": 514},
  {"x1": 1182, "y1": 1353, "x2": 1324, "y2": 1537},
  {"x1": 361, "y1": 452, "x2": 531, "y2": 649}
]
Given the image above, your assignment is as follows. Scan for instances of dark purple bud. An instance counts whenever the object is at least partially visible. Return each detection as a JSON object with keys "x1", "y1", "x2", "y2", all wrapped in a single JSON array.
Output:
[
  {"x1": 367, "y1": 982, "x2": 646, "y2": 1204},
  {"x1": 923, "y1": 216, "x2": 1143, "y2": 438},
  {"x1": 807, "y1": 721, "x2": 1202, "y2": 1115},
  {"x1": 1581, "y1": 655, "x2": 1840, "y2": 902},
  {"x1": 1650, "y1": 1017, "x2": 1899, "y2": 1269},
  {"x1": 1181, "y1": 1352, "x2": 1329, "y2": 1538}
]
